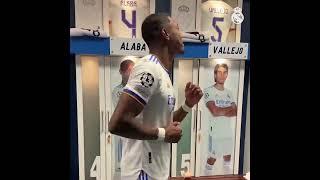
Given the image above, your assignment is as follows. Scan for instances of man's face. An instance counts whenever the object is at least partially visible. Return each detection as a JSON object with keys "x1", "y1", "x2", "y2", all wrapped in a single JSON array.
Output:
[
  {"x1": 165, "y1": 17, "x2": 184, "y2": 54},
  {"x1": 215, "y1": 66, "x2": 228, "y2": 84},
  {"x1": 121, "y1": 63, "x2": 134, "y2": 84}
]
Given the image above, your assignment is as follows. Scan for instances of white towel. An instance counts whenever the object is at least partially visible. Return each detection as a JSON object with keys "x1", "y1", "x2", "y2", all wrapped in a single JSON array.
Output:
[
  {"x1": 182, "y1": 32, "x2": 209, "y2": 43},
  {"x1": 181, "y1": 32, "x2": 209, "y2": 43},
  {"x1": 182, "y1": 32, "x2": 209, "y2": 40},
  {"x1": 182, "y1": 38, "x2": 209, "y2": 43},
  {"x1": 70, "y1": 28, "x2": 108, "y2": 38}
]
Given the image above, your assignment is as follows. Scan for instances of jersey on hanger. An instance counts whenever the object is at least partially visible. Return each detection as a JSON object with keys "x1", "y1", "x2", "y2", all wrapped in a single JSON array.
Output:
[{"x1": 109, "y1": 0, "x2": 150, "y2": 38}]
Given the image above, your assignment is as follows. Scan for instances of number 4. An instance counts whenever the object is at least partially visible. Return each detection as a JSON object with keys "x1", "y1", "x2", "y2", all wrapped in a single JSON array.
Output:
[
  {"x1": 121, "y1": 10, "x2": 136, "y2": 38},
  {"x1": 90, "y1": 156, "x2": 100, "y2": 179}
]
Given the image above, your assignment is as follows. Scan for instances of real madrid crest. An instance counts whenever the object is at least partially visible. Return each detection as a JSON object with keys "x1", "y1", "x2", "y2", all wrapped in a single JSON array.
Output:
[{"x1": 231, "y1": 7, "x2": 244, "y2": 24}]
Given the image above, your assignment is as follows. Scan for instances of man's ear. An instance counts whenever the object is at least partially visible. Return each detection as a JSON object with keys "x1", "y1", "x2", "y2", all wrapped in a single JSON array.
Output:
[{"x1": 161, "y1": 28, "x2": 170, "y2": 40}]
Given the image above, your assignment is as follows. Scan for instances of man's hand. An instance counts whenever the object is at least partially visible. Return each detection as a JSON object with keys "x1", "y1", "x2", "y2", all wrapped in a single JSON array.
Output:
[
  {"x1": 225, "y1": 103, "x2": 237, "y2": 117},
  {"x1": 231, "y1": 103, "x2": 237, "y2": 109},
  {"x1": 164, "y1": 121, "x2": 182, "y2": 143},
  {"x1": 207, "y1": 157, "x2": 216, "y2": 165},
  {"x1": 185, "y1": 82, "x2": 203, "y2": 108}
]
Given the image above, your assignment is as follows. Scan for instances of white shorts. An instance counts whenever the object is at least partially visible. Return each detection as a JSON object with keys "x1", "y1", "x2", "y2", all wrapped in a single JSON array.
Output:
[
  {"x1": 121, "y1": 170, "x2": 154, "y2": 180},
  {"x1": 137, "y1": 170, "x2": 150, "y2": 180},
  {"x1": 208, "y1": 135, "x2": 234, "y2": 156}
]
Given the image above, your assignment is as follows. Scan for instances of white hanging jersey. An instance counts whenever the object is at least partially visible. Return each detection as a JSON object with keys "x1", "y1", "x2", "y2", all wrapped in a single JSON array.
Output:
[
  {"x1": 112, "y1": 83, "x2": 125, "y2": 171},
  {"x1": 203, "y1": 85, "x2": 235, "y2": 139},
  {"x1": 171, "y1": 0, "x2": 197, "y2": 32},
  {"x1": 112, "y1": 83, "x2": 125, "y2": 107},
  {"x1": 109, "y1": 0, "x2": 150, "y2": 38},
  {"x1": 201, "y1": 0, "x2": 233, "y2": 42},
  {"x1": 121, "y1": 54, "x2": 175, "y2": 180},
  {"x1": 75, "y1": 0, "x2": 104, "y2": 30}
]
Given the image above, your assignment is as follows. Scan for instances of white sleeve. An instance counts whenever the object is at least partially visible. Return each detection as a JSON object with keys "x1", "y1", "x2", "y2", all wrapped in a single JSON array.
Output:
[
  {"x1": 203, "y1": 87, "x2": 215, "y2": 105},
  {"x1": 231, "y1": 93, "x2": 236, "y2": 104},
  {"x1": 123, "y1": 63, "x2": 159, "y2": 106},
  {"x1": 173, "y1": 95, "x2": 179, "y2": 111},
  {"x1": 228, "y1": 89, "x2": 236, "y2": 104},
  {"x1": 111, "y1": 87, "x2": 119, "y2": 107}
]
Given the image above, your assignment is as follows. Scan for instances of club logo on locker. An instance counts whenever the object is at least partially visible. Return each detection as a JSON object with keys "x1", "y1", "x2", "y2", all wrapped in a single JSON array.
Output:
[
  {"x1": 231, "y1": 7, "x2": 244, "y2": 24},
  {"x1": 178, "y1": 5, "x2": 189, "y2": 12},
  {"x1": 82, "y1": 0, "x2": 96, "y2": 6}
]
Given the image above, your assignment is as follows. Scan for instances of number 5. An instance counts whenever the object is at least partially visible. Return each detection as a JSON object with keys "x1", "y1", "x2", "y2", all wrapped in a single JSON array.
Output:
[
  {"x1": 211, "y1": 17, "x2": 224, "y2": 42},
  {"x1": 90, "y1": 156, "x2": 100, "y2": 179},
  {"x1": 180, "y1": 154, "x2": 191, "y2": 175}
]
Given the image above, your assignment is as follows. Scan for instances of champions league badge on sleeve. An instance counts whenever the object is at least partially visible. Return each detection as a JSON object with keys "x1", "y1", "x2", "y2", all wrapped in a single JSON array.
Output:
[
  {"x1": 140, "y1": 72, "x2": 154, "y2": 88},
  {"x1": 231, "y1": 7, "x2": 244, "y2": 24},
  {"x1": 168, "y1": 95, "x2": 176, "y2": 112},
  {"x1": 205, "y1": 92, "x2": 209, "y2": 99},
  {"x1": 168, "y1": 95, "x2": 176, "y2": 105}
]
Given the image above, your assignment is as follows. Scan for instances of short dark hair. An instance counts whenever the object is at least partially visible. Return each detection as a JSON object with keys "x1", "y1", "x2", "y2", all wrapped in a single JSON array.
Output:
[
  {"x1": 120, "y1": 59, "x2": 134, "y2": 72},
  {"x1": 141, "y1": 13, "x2": 170, "y2": 46}
]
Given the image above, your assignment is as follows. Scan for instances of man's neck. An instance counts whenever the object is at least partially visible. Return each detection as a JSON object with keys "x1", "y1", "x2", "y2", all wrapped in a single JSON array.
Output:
[
  {"x1": 149, "y1": 45, "x2": 174, "y2": 71},
  {"x1": 214, "y1": 83, "x2": 224, "y2": 90}
]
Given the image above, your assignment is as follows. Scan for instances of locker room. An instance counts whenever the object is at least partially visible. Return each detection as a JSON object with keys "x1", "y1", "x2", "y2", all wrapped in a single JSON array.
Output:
[{"x1": 70, "y1": 0, "x2": 250, "y2": 179}]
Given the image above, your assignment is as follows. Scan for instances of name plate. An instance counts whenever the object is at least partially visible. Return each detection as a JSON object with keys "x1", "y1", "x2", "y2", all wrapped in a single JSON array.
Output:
[
  {"x1": 110, "y1": 37, "x2": 149, "y2": 56},
  {"x1": 208, "y1": 42, "x2": 249, "y2": 59}
]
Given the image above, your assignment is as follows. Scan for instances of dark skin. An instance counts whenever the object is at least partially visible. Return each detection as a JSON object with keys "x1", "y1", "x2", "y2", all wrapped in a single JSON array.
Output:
[{"x1": 108, "y1": 17, "x2": 203, "y2": 143}]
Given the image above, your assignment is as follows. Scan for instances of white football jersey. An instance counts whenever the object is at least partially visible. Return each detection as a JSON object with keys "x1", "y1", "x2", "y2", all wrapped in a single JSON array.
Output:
[
  {"x1": 112, "y1": 83, "x2": 125, "y2": 171},
  {"x1": 171, "y1": 0, "x2": 197, "y2": 32},
  {"x1": 109, "y1": 0, "x2": 150, "y2": 38},
  {"x1": 203, "y1": 85, "x2": 235, "y2": 139},
  {"x1": 75, "y1": 0, "x2": 104, "y2": 30},
  {"x1": 201, "y1": 0, "x2": 233, "y2": 42},
  {"x1": 121, "y1": 54, "x2": 175, "y2": 180},
  {"x1": 112, "y1": 83, "x2": 125, "y2": 107}
]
